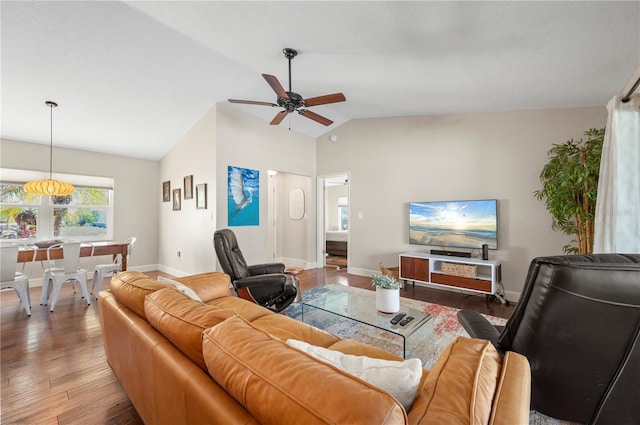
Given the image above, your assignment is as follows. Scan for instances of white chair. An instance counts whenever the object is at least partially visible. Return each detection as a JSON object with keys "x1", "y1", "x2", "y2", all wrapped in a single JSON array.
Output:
[
  {"x1": 0, "y1": 243, "x2": 36, "y2": 316},
  {"x1": 91, "y1": 237, "x2": 136, "y2": 298},
  {"x1": 40, "y1": 242, "x2": 91, "y2": 312},
  {"x1": 38, "y1": 239, "x2": 86, "y2": 296}
]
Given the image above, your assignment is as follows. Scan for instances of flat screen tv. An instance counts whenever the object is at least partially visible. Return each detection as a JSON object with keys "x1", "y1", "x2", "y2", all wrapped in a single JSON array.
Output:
[{"x1": 409, "y1": 199, "x2": 498, "y2": 250}]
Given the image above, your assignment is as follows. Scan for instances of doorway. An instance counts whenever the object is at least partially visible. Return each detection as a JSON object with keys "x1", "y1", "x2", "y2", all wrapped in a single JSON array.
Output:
[
  {"x1": 267, "y1": 170, "x2": 312, "y2": 268},
  {"x1": 317, "y1": 173, "x2": 349, "y2": 269}
]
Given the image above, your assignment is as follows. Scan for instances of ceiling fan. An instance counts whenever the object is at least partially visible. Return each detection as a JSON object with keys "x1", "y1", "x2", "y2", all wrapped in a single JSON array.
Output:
[{"x1": 229, "y1": 48, "x2": 346, "y2": 126}]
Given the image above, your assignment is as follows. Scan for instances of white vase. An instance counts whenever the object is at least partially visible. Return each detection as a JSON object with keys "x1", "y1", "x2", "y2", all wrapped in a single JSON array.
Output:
[{"x1": 376, "y1": 287, "x2": 400, "y2": 313}]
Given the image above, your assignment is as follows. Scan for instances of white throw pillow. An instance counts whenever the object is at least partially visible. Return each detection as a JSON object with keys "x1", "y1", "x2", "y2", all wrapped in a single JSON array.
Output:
[
  {"x1": 287, "y1": 339, "x2": 422, "y2": 411},
  {"x1": 157, "y1": 276, "x2": 205, "y2": 304}
]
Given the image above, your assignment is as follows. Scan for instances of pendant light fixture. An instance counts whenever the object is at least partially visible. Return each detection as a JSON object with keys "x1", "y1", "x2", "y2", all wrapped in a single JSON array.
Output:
[{"x1": 23, "y1": 101, "x2": 75, "y2": 196}]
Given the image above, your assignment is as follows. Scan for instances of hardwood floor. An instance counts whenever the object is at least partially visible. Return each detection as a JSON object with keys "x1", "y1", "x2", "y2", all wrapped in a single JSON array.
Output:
[
  {"x1": 1, "y1": 268, "x2": 514, "y2": 424},
  {"x1": 325, "y1": 255, "x2": 348, "y2": 269}
]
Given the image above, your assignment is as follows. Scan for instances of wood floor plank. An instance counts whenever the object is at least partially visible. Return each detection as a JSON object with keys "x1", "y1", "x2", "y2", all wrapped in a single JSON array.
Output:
[
  {"x1": 1, "y1": 268, "x2": 514, "y2": 424},
  {"x1": 0, "y1": 387, "x2": 69, "y2": 424}
]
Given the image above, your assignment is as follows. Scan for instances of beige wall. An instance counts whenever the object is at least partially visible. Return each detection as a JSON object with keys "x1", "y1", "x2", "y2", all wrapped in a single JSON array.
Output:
[
  {"x1": 158, "y1": 105, "x2": 218, "y2": 276},
  {"x1": 3, "y1": 105, "x2": 609, "y2": 300},
  {"x1": 0, "y1": 138, "x2": 159, "y2": 278},
  {"x1": 215, "y1": 106, "x2": 317, "y2": 267},
  {"x1": 316, "y1": 107, "x2": 607, "y2": 300}
]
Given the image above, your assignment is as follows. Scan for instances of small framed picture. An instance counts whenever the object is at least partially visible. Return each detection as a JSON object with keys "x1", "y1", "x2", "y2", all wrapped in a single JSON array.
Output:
[
  {"x1": 173, "y1": 188, "x2": 182, "y2": 211},
  {"x1": 184, "y1": 175, "x2": 194, "y2": 200},
  {"x1": 196, "y1": 183, "x2": 207, "y2": 209},
  {"x1": 162, "y1": 181, "x2": 171, "y2": 202}
]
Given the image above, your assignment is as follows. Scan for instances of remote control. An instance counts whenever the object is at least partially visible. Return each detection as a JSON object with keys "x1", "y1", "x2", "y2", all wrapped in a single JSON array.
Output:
[
  {"x1": 399, "y1": 316, "x2": 414, "y2": 326},
  {"x1": 390, "y1": 312, "x2": 406, "y2": 324}
]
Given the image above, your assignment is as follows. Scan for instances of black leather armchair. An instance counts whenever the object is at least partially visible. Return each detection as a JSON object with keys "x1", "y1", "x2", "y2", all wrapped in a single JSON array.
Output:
[
  {"x1": 213, "y1": 229, "x2": 297, "y2": 313},
  {"x1": 457, "y1": 254, "x2": 640, "y2": 425}
]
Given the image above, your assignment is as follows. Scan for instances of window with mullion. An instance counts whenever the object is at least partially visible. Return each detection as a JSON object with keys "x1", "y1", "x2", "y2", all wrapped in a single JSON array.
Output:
[{"x1": 0, "y1": 183, "x2": 113, "y2": 241}]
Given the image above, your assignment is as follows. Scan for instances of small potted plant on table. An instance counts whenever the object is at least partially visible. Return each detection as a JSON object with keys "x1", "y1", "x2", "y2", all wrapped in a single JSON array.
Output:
[{"x1": 371, "y1": 274, "x2": 400, "y2": 313}]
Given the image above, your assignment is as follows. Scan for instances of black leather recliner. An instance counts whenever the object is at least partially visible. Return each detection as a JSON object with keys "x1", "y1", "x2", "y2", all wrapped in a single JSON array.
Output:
[
  {"x1": 213, "y1": 229, "x2": 297, "y2": 313},
  {"x1": 457, "y1": 254, "x2": 640, "y2": 425}
]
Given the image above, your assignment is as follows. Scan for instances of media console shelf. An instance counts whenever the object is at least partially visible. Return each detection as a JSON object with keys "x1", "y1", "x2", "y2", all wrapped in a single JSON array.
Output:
[{"x1": 399, "y1": 252, "x2": 505, "y2": 305}]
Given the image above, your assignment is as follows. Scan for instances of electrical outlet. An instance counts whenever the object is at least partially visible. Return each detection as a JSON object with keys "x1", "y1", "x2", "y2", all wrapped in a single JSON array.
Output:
[{"x1": 177, "y1": 251, "x2": 181, "y2": 258}]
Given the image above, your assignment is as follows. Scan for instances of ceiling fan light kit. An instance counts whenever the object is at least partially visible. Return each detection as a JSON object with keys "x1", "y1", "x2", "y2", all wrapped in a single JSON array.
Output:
[
  {"x1": 229, "y1": 48, "x2": 346, "y2": 127},
  {"x1": 24, "y1": 101, "x2": 76, "y2": 196}
]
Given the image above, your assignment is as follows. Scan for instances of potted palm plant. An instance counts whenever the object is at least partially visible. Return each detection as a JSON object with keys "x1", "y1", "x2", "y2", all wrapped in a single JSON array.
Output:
[
  {"x1": 534, "y1": 128, "x2": 604, "y2": 254},
  {"x1": 371, "y1": 274, "x2": 400, "y2": 313}
]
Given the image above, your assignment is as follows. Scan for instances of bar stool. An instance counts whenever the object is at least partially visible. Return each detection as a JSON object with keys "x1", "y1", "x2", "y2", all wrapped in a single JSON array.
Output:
[
  {"x1": 91, "y1": 237, "x2": 136, "y2": 298},
  {"x1": 0, "y1": 242, "x2": 36, "y2": 316},
  {"x1": 40, "y1": 242, "x2": 91, "y2": 312}
]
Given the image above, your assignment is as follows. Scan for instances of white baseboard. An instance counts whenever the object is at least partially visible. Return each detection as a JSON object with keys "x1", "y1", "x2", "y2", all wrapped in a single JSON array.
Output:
[
  {"x1": 278, "y1": 257, "x2": 317, "y2": 270},
  {"x1": 346, "y1": 266, "x2": 378, "y2": 277},
  {"x1": 503, "y1": 290, "x2": 520, "y2": 303},
  {"x1": 156, "y1": 264, "x2": 190, "y2": 277}
]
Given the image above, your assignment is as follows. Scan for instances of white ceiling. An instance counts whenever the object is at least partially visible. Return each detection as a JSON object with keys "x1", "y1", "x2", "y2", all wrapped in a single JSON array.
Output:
[{"x1": 2, "y1": 1, "x2": 638, "y2": 161}]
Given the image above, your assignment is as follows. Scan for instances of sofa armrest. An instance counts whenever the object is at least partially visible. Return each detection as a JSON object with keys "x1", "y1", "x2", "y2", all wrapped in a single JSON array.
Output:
[
  {"x1": 234, "y1": 274, "x2": 287, "y2": 289},
  {"x1": 408, "y1": 337, "x2": 530, "y2": 425},
  {"x1": 489, "y1": 351, "x2": 531, "y2": 425},
  {"x1": 248, "y1": 263, "x2": 285, "y2": 275}
]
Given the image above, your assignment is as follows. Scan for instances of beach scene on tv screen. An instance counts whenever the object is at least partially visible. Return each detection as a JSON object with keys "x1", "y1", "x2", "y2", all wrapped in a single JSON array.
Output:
[{"x1": 409, "y1": 200, "x2": 498, "y2": 249}]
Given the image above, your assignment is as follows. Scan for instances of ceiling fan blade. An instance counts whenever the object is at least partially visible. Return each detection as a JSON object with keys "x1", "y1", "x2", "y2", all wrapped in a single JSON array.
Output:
[
  {"x1": 262, "y1": 74, "x2": 289, "y2": 100},
  {"x1": 298, "y1": 109, "x2": 333, "y2": 126},
  {"x1": 303, "y1": 93, "x2": 346, "y2": 107},
  {"x1": 228, "y1": 99, "x2": 277, "y2": 107},
  {"x1": 270, "y1": 111, "x2": 288, "y2": 125}
]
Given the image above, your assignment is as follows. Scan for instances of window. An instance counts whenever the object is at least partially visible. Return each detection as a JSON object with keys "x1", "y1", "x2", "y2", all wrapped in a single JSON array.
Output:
[
  {"x1": 0, "y1": 185, "x2": 39, "y2": 239},
  {"x1": 337, "y1": 196, "x2": 348, "y2": 231},
  {"x1": 338, "y1": 206, "x2": 348, "y2": 230},
  {"x1": 0, "y1": 169, "x2": 114, "y2": 242}
]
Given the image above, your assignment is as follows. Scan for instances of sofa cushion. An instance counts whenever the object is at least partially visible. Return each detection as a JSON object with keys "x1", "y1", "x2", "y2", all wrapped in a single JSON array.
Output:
[
  {"x1": 174, "y1": 272, "x2": 232, "y2": 302},
  {"x1": 144, "y1": 288, "x2": 237, "y2": 370},
  {"x1": 251, "y1": 314, "x2": 340, "y2": 347},
  {"x1": 327, "y1": 339, "x2": 405, "y2": 362},
  {"x1": 407, "y1": 336, "x2": 501, "y2": 425},
  {"x1": 287, "y1": 339, "x2": 423, "y2": 411},
  {"x1": 157, "y1": 276, "x2": 205, "y2": 303},
  {"x1": 206, "y1": 296, "x2": 272, "y2": 322},
  {"x1": 202, "y1": 316, "x2": 406, "y2": 425},
  {"x1": 110, "y1": 271, "x2": 170, "y2": 319}
]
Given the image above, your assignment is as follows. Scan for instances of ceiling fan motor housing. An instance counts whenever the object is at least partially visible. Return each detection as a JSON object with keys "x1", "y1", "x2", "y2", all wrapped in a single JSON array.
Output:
[
  {"x1": 283, "y1": 48, "x2": 298, "y2": 59},
  {"x1": 279, "y1": 91, "x2": 304, "y2": 111}
]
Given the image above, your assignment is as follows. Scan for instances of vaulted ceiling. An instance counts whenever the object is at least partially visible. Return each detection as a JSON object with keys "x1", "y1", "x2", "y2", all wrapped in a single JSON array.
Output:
[{"x1": 2, "y1": 1, "x2": 638, "y2": 160}]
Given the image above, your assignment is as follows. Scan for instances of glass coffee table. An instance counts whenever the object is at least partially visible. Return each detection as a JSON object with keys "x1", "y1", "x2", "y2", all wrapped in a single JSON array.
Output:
[{"x1": 302, "y1": 290, "x2": 432, "y2": 358}]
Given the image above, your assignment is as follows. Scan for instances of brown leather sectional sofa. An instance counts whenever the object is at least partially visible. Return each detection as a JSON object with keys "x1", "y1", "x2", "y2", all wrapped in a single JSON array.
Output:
[{"x1": 99, "y1": 271, "x2": 531, "y2": 425}]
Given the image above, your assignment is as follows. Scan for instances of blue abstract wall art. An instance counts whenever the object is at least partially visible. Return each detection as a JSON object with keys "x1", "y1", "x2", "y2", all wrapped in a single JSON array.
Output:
[{"x1": 227, "y1": 165, "x2": 259, "y2": 226}]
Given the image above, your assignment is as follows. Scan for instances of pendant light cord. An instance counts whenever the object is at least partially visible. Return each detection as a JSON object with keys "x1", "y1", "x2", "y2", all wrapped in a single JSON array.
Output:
[
  {"x1": 49, "y1": 103, "x2": 53, "y2": 180},
  {"x1": 45, "y1": 100, "x2": 58, "y2": 180},
  {"x1": 23, "y1": 100, "x2": 74, "y2": 196}
]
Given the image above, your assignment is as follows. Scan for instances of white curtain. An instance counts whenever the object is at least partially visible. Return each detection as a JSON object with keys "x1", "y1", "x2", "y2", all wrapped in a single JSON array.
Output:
[{"x1": 593, "y1": 94, "x2": 640, "y2": 253}]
